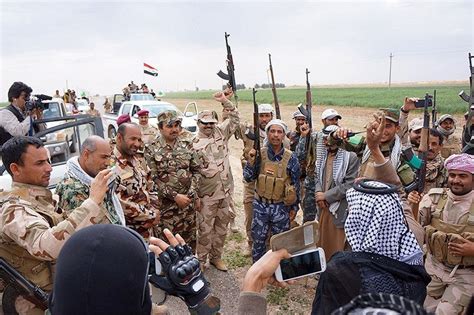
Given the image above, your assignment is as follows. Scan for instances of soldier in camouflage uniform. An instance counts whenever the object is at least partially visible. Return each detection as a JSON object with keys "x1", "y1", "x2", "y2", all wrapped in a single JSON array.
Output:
[
  {"x1": 56, "y1": 136, "x2": 125, "y2": 225},
  {"x1": 55, "y1": 137, "x2": 123, "y2": 223},
  {"x1": 296, "y1": 108, "x2": 341, "y2": 222},
  {"x1": 436, "y1": 114, "x2": 462, "y2": 158},
  {"x1": 144, "y1": 110, "x2": 202, "y2": 251},
  {"x1": 0, "y1": 136, "x2": 111, "y2": 314},
  {"x1": 244, "y1": 120, "x2": 301, "y2": 262},
  {"x1": 137, "y1": 109, "x2": 158, "y2": 146},
  {"x1": 287, "y1": 110, "x2": 306, "y2": 151},
  {"x1": 113, "y1": 123, "x2": 160, "y2": 240},
  {"x1": 408, "y1": 154, "x2": 474, "y2": 314},
  {"x1": 193, "y1": 91, "x2": 239, "y2": 271},
  {"x1": 331, "y1": 108, "x2": 415, "y2": 186}
]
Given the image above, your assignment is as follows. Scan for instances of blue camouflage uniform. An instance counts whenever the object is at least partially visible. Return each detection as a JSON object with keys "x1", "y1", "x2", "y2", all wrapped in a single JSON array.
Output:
[
  {"x1": 243, "y1": 143, "x2": 301, "y2": 262},
  {"x1": 295, "y1": 131, "x2": 320, "y2": 222}
]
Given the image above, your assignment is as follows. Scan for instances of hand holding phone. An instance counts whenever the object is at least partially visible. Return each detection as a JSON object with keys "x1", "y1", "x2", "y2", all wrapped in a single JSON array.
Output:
[{"x1": 274, "y1": 248, "x2": 326, "y2": 282}]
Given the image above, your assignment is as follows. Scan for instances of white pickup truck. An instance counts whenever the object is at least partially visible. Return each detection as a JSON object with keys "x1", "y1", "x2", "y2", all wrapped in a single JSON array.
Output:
[{"x1": 103, "y1": 93, "x2": 198, "y2": 138}]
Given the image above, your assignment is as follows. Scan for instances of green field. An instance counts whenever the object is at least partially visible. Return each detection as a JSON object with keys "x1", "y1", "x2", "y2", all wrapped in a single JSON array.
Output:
[{"x1": 166, "y1": 85, "x2": 470, "y2": 114}]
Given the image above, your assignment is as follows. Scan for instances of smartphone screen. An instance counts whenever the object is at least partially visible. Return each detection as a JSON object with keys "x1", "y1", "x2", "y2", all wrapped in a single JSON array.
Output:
[{"x1": 279, "y1": 250, "x2": 322, "y2": 280}]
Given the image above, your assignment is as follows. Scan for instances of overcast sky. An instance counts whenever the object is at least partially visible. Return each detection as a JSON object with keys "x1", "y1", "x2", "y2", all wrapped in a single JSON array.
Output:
[{"x1": 1, "y1": 0, "x2": 472, "y2": 99}]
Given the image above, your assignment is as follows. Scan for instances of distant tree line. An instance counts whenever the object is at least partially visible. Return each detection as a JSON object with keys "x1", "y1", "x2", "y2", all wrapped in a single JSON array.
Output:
[
  {"x1": 254, "y1": 83, "x2": 286, "y2": 89},
  {"x1": 222, "y1": 84, "x2": 247, "y2": 90}
]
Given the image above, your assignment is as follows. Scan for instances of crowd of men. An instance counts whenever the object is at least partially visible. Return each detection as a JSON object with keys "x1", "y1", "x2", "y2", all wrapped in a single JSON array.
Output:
[{"x1": 0, "y1": 80, "x2": 473, "y2": 314}]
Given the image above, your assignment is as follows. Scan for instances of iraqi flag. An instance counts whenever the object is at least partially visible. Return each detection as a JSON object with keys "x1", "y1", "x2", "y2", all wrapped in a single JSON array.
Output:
[{"x1": 144, "y1": 63, "x2": 158, "y2": 77}]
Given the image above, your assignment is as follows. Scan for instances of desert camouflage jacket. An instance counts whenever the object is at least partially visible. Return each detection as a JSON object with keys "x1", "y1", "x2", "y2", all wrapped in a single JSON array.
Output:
[
  {"x1": 441, "y1": 134, "x2": 462, "y2": 159},
  {"x1": 193, "y1": 101, "x2": 239, "y2": 200},
  {"x1": 113, "y1": 148, "x2": 159, "y2": 238},
  {"x1": 0, "y1": 182, "x2": 103, "y2": 261},
  {"x1": 145, "y1": 135, "x2": 202, "y2": 202},
  {"x1": 139, "y1": 123, "x2": 158, "y2": 145}
]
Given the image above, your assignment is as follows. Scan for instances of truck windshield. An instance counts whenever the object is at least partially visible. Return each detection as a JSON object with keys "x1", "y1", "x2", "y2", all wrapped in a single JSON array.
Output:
[
  {"x1": 130, "y1": 94, "x2": 154, "y2": 101},
  {"x1": 43, "y1": 102, "x2": 61, "y2": 118}
]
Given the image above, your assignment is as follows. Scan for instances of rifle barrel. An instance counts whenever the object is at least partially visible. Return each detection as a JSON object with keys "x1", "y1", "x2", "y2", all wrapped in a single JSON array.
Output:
[{"x1": 268, "y1": 53, "x2": 280, "y2": 119}]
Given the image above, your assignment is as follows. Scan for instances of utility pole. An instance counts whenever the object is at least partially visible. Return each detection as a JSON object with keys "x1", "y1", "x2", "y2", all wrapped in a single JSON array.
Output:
[{"x1": 388, "y1": 53, "x2": 393, "y2": 88}]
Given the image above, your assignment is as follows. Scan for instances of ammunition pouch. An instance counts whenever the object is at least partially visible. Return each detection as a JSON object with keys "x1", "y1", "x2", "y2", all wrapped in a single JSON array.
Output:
[
  {"x1": 256, "y1": 148, "x2": 295, "y2": 204},
  {"x1": 425, "y1": 218, "x2": 474, "y2": 267}
]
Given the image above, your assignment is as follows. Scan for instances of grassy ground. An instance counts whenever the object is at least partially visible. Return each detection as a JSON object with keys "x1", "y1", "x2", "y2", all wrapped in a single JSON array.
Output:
[{"x1": 166, "y1": 84, "x2": 469, "y2": 114}]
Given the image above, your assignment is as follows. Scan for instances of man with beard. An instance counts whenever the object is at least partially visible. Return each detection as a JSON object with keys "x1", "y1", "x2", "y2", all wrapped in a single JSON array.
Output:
[
  {"x1": 145, "y1": 111, "x2": 201, "y2": 251},
  {"x1": 0, "y1": 136, "x2": 112, "y2": 314},
  {"x1": 313, "y1": 125, "x2": 359, "y2": 260},
  {"x1": 407, "y1": 117, "x2": 423, "y2": 151},
  {"x1": 193, "y1": 91, "x2": 239, "y2": 271},
  {"x1": 296, "y1": 108, "x2": 341, "y2": 222},
  {"x1": 409, "y1": 153, "x2": 473, "y2": 314},
  {"x1": 113, "y1": 123, "x2": 160, "y2": 240},
  {"x1": 436, "y1": 114, "x2": 462, "y2": 158},
  {"x1": 287, "y1": 110, "x2": 306, "y2": 151},
  {"x1": 244, "y1": 119, "x2": 300, "y2": 262},
  {"x1": 56, "y1": 135, "x2": 125, "y2": 225}
]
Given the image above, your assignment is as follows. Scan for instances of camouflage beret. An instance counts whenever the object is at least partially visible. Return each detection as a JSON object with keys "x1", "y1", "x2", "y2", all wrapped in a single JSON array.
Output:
[
  {"x1": 197, "y1": 110, "x2": 218, "y2": 123},
  {"x1": 157, "y1": 110, "x2": 182, "y2": 125},
  {"x1": 378, "y1": 108, "x2": 399, "y2": 123}
]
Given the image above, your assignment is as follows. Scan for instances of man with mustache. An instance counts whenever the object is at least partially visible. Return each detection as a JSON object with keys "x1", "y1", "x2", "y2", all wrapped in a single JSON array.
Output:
[
  {"x1": 193, "y1": 91, "x2": 239, "y2": 271},
  {"x1": 145, "y1": 111, "x2": 202, "y2": 251},
  {"x1": 0, "y1": 136, "x2": 112, "y2": 314},
  {"x1": 113, "y1": 123, "x2": 160, "y2": 240},
  {"x1": 410, "y1": 153, "x2": 474, "y2": 314}
]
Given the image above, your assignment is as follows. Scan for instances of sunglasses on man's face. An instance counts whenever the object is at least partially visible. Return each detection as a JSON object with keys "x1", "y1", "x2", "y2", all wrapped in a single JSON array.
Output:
[{"x1": 200, "y1": 121, "x2": 216, "y2": 126}]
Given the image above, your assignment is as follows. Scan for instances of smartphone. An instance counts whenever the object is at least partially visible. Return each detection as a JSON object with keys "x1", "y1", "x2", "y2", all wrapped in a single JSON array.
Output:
[
  {"x1": 148, "y1": 251, "x2": 162, "y2": 276},
  {"x1": 274, "y1": 248, "x2": 326, "y2": 282},
  {"x1": 414, "y1": 97, "x2": 433, "y2": 108}
]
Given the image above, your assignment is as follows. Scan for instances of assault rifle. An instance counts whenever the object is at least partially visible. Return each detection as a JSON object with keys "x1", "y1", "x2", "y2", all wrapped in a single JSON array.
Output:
[
  {"x1": 252, "y1": 88, "x2": 261, "y2": 173},
  {"x1": 268, "y1": 53, "x2": 281, "y2": 119},
  {"x1": 296, "y1": 69, "x2": 313, "y2": 178},
  {"x1": 405, "y1": 93, "x2": 431, "y2": 220},
  {"x1": 217, "y1": 32, "x2": 238, "y2": 107},
  {"x1": 0, "y1": 258, "x2": 49, "y2": 312},
  {"x1": 459, "y1": 52, "x2": 474, "y2": 154}
]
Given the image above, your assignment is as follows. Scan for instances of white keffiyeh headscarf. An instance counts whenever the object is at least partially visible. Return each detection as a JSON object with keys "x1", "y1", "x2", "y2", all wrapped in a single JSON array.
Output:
[{"x1": 345, "y1": 181, "x2": 423, "y2": 265}]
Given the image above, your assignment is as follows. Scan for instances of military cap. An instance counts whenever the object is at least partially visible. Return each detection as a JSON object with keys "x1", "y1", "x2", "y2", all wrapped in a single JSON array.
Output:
[
  {"x1": 408, "y1": 117, "x2": 423, "y2": 131},
  {"x1": 137, "y1": 109, "x2": 149, "y2": 117},
  {"x1": 437, "y1": 114, "x2": 456, "y2": 124},
  {"x1": 157, "y1": 110, "x2": 182, "y2": 126},
  {"x1": 292, "y1": 111, "x2": 306, "y2": 119},
  {"x1": 378, "y1": 108, "x2": 399, "y2": 123},
  {"x1": 197, "y1": 110, "x2": 218, "y2": 123},
  {"x1": 117, "y1": 114, "x2": 131, "y2": 126},
  {"x1": 321, "y1": 108, "x2": 342, "y2": 120}
]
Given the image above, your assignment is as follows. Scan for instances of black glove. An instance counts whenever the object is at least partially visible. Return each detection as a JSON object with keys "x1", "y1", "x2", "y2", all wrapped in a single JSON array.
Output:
[{"x1": 149, "y1": 244, "x2": 220, "y2": 315}]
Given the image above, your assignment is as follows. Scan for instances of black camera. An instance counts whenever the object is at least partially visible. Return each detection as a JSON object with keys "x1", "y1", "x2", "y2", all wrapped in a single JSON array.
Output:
[
  {"x1": 414, "y1": 95, "x2": 433, "y2": 108},
  {"x1": 25, "y1": 94, "x2": 52, "y2": 111}
]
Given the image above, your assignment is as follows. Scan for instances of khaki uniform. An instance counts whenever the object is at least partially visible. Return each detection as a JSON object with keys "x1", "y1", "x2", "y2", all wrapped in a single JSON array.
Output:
[
  {"x1": 0, "y1": 182, "x2": 104, "y2": 313},
  {"x1": 441, "y1": 135, "x2": 462, "y2": 159},
  {"x1": 144, "y1": 134, "x2": 202, "y2": 251},
  {"x1": 86, "y1": 108, "x2": 100, "y2": 117},
  {"x1": 419, "y1": 188, "x2": 474, "y2": 314},
  {"x1": 193, "y1": 101, "x2": 239, "y2": 263},
  {"x1": 113, "y1": 148, "x2": 159, "y2": 240},
  {"x1": 139, "y1": 124, "x2": 158, "y2": 146}
]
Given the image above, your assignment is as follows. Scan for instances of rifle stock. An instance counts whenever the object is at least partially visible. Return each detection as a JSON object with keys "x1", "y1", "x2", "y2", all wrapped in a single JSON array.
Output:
[{"x1": 268, "y1": 53, "x2": 281, "y2": 119}]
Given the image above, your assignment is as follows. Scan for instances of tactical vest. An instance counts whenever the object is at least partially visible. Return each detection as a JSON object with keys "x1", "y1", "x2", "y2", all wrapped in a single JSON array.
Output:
[
  {"x1": 0, "y1": 105, "x2": 25, "y2": 146},
  {"x1": 425, "y1": 189, "x2": 474, "y2": 267},
  {"x1": 256, "y1": 148, "x2": 297, "y2": 205},
  {"x1": 0, "y1": 187, "x2": 65, "y2": 291}
]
